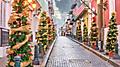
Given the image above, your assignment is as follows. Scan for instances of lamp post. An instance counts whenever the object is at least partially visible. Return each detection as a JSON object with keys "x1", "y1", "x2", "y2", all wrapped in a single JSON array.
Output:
[{"x1": 30, "y1": 2, "x2": 41, "y2": 65}]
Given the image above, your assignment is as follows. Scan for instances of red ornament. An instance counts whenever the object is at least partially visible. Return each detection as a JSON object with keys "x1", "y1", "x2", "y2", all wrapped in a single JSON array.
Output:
[
  {"x1": 93, "y1": 17, "x2": 96, "y2": 22},
  {"x1": 29, "y1": 45, "x2": 33, "y2": 48},
  {"x1": 28, "y1": 51, "x2": 32, "y2": 55},
  {"x1": 18, "y1": 54, "x2": 22, "y2": 57}
]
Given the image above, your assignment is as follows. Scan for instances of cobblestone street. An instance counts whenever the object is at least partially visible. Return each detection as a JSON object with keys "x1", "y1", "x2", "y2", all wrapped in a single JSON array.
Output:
[{"x1": 46, "y1": 36, "x2": 113, "y2": 67}]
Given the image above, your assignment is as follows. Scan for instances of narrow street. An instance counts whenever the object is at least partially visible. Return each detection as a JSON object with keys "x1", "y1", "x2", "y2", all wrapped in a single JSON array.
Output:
[{"x1": 46, "y1": 36, "x2": 113, "y2": 67}]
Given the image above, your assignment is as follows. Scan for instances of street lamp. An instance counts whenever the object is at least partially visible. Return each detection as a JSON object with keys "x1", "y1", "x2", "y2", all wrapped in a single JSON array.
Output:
[{"x1": 30, "y1": 2, "x2": 41, "y2": 65}]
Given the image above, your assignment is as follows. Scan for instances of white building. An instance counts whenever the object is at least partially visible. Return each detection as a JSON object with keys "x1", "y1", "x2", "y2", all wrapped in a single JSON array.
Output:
[{"x1": 0, "y1": 0, "x2": 12, "y2": 57}]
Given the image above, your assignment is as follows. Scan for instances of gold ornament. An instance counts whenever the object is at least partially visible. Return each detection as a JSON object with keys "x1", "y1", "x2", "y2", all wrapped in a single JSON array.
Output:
[
  {"x1": 9, "y1": 61, "x2": 15, "y2": 66},
  {"x1": 6, "y1": 48, "x2": 14, "y2": 54},
  {"x1": 112, "y1": 12, "x2": 116, "y2": 16}
]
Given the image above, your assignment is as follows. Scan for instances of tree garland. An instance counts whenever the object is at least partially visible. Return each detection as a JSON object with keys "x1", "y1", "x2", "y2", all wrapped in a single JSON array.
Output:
[{"x1": 7, "y1": 0, "x2": 33, "y2": 67}]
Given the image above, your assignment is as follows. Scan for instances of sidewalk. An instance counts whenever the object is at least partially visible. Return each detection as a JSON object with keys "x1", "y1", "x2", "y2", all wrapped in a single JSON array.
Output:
[
  {"x1": 0, "y1": 37, "x2": 57, "y2": 67},
  {"x1": 69, "y1": 37, "x2": 120, "y2": 67},
  {"x1": 0, "y1": 57, "x2": 7, "y2": 67}
]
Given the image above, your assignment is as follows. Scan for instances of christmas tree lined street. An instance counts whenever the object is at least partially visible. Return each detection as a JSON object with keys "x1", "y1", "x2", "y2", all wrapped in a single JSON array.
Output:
[{"x1": 0, "y1": 0, "x2": 120, "y2": 67}]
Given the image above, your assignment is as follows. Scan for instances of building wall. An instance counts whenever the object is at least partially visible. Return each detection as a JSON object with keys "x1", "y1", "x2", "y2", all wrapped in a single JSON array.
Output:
[
  {"x1": 115, "y1": 0, "x2": 120, "y2": 25},
  {"x1": 103, "y1": 0, "x2": 120, "y2": 55},
  {"x1": 83, "y1": 12, "x2": 88, "y2": 27},
  {"x1": 91, "y1": 0, "x2": 97, "y2": 25},
  {"x1": 0, "y1": 1, "x2": 11, "y2": 57},
  {"x1": 115, "y1": 0, "x2": 120, "y2": 55},
  {"x1": 89, "y1": 0, "x2": 97, "y2": 35},
  {"x1": 103, "y1": 0, "x2": 109, "y2": 27},
  {"x1": 0, "y1": 0, "x2": 12, "y2": 28},
  {"x1": 83, "y1": 12, "x2": 89, "y2": 36}
]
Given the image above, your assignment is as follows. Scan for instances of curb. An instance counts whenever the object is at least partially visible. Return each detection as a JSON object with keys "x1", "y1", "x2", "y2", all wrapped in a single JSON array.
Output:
[
  {"x1": 69, "y1": 37, "x2": 120, "y2": 67},
  {"x1": 41, "y1": 37, "x2": 57, "y2": 67}
]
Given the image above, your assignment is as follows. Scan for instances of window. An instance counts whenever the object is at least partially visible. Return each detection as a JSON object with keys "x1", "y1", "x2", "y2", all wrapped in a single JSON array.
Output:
[
  {"x1": 0, "y1": 29, "x2": 1, "y2": 46},
  {"x1": 0, "y1": 1, "x2": 6, "y2": 27},
  {"x1": 0, "y1": 2, "x2": 2, "y2": 26},
  {"x1": 1, "y1": 28, "x2": 8, "y2": 47}
]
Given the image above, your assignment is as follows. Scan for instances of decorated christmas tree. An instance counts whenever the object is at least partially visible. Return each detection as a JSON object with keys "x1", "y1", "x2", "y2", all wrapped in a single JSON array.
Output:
[
  {"x1": 47, "y1": 17, "x2": 53, "y2": 45},
  {"x1": 106, "y1": 12, "x2": 118, "y2": 52},
  {"x1": 36, "y1": 11, "x2": 48, "y2": 55},
  {"x1": 53, "y1": 25, "x2": 56, "y2": 40},
  {"x1": 76, "y1": 20, "x2": 82, "y2": 40},
  {"x1": 83, "y1": 24, "x2": 88, "y2": 43},
  {"x1": 47, "y1": 19, "x2": 55, "y2": 45},
  {"x1": 7, "y1": 0, "x2": 33, "y2": 66},
  {"x1": 90, "y1": 17, "x2": 98, "y2": 49}
]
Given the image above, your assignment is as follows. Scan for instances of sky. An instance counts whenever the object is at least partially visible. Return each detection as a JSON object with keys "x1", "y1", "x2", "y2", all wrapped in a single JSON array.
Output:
[{"x1": 53, "y1": 0, "x2": 74, "y2": 29}]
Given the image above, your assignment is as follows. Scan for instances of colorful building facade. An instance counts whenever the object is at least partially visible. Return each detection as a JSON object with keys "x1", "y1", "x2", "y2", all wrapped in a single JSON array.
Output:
[{"x1": 73, "y1": 0, "x2": 120, "y2": 55}]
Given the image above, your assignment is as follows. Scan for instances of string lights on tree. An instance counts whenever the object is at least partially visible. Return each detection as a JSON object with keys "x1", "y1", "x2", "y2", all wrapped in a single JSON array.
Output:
[{"x1": 106, "y1": 12, "x2": 118, "y2": 57}]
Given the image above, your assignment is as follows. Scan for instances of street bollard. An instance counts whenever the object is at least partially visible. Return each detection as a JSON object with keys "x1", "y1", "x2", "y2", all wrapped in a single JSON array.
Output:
[
  {"x1": 95, "y1": 40, "x2": 99, "y2": 50},
  {"x1": 81, "y1": 36, "x2": 82, "y2": 42},
  {"x1": 14, "y1": 56, "x2": 21, "y2": 67},
  {"x1": 99, "y1": 41, "x2": 104, "y2": 52},
  {"x1": 33, "y1": 45, "x2": 40, "y2": 65},
  {"x1": 113, "y1": 43, "x2": 120, "y2": 59}
]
